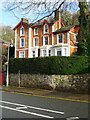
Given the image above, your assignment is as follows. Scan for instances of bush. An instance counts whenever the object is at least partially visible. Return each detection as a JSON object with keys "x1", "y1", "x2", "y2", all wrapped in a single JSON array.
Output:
[{"x1": 9, "y1": 56, "x2": 90, "y2": 75}]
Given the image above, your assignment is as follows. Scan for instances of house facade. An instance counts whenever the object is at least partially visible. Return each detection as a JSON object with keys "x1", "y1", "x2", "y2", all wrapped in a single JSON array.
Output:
[{"x1": 14, "y1": 12, "x2": 79, "y2": 58}]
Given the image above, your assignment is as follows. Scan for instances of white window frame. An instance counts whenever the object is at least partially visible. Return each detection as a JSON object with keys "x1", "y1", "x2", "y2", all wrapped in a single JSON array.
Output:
[
  {"x1": 43, "y1": 36, "x2": 49, "y2": 46},
  {"x1": 20, "y1": 38, "x2": 25, "y2": 47},
  {"x1": 20, "y1": 26, "x2": 24, "y2": 36},
  {"x1": 56, "y1": 49, "x2": 62, "y2": 56},
  {"x1": 19, "y1": 51, "x2": 25, "y2": 58},
  {"x1": 57, "y1": 34, "x2": 63, "y2": 44},
  {"x1": 34, "y1": 27, "x2": 38, "y2": 35},
  {"x1": 43, "y1": 50, "x2": 47, "y2": 57},
  {"x1": 44, "y1": 24, "x2": 48, "y2": 34},
  {"x1": 33, "y1": 37, "x2": 39, "y2": 47}
]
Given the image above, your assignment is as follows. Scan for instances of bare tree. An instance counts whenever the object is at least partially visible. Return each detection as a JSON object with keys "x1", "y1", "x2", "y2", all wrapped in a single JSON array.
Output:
[
  {"x1": 2, "y1": 0, "x2": 79, "y2": 22},
  {"x1": 0, "y1": 25, "x2": 14, "y2": 41}
]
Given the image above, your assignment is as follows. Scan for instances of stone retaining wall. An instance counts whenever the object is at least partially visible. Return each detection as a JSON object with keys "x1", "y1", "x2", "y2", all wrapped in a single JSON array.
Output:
[{"x1": 9, "y1": 73, "x2": 90, "y2": 93}]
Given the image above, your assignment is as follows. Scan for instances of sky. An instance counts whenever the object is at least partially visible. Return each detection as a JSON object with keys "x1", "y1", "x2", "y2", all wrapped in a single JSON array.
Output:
[
  {"x1": 0, "y1": 1, "x2": 20, "y2": 28},
  {"x1": 0, "y1": 0, "x2": 89, "y2": 29}
]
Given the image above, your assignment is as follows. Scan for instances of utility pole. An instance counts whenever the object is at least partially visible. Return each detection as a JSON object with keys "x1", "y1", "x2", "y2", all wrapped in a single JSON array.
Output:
[{"x1": 6, "y1": 44, "x2": 9, "y2": 87}]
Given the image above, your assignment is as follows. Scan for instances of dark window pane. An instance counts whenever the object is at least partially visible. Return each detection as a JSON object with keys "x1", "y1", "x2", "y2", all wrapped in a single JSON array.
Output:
[
  {"x1": 45, "y1": 37, "x2": 48, "y2": 45},
  {"x1": 57, "y1": 51, "x2": 61, "y2": 56},
  {"x1": 58, "y1": 34, "x2": 62, "y2": 43},
  {"x1": 21, "y1": 39, "x2": 24, "y2": 47}
]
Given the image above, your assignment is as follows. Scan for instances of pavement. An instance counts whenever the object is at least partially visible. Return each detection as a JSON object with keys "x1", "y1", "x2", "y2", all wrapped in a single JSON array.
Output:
[{"x1": 0, "y1": 86, "x2": 90, "y2": 103}]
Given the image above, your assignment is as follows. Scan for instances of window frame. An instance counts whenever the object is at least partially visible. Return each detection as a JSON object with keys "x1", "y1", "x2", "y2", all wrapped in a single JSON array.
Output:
[
  {"x1": 56, "y1": 49, "x2": 62, "y2": 56},
  {"x1": 43, "y1": 50, "x2": 47, "y2": 57},
  {"x1": 43, "y1": 36, "x2": 49, "y2": 46},
  {"x1": 44, "y1": 24, "x2": 48, "y2": 34},
  {"x1": 19, "y1": 51, "x2": 25, "y2": 58},
  {"x1": 34, "y1": 37, "x2": 39, "y2": 47},
  {"x1": 20, "y1": 38, "x2": 25, "y2": 47},
  {"x1": 20, "y1": 26, "x2": 24, "y2": 36},
  {"x1": 34, "y1": 27, "x2": 38, "y2": 35},
  {"x1": 57, "y1": 34, "x2": 63, "y2": 44}
]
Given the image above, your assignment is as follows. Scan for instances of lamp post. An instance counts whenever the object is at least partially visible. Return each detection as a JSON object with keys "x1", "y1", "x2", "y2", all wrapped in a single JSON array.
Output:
[
  {"x1": 6, "y1": 43, "x2": 10, "y2": 87},
  {"x1": 6, "y1": 42, "x2": 14, "y2": 87}
]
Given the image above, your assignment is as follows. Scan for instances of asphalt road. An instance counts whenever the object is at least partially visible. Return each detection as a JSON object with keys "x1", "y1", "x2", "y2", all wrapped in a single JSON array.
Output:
[{"x1": 0, "y1": 91, "x2": 89, "y2": 119}]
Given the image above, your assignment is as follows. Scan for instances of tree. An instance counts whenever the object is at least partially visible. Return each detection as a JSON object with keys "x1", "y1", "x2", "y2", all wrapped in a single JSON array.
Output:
[
  {"x1": 0, "y1": 26, "x2": 14, "y2": 41},
  {"x1": 61, "y1": 11, "x2": 79, "y2": 26},
  {"x1": 2, "y1": 0, "x2": 89, "y2": 56},
  {"x1": 0, "y1": 42, "x2": 8, "y2": 71},
  {"x1": 77, "y1": 1, "x2": 89, "y2": 56},
  {"x1": 3, "y1": 0, "x2": 79, "y2": 22}
]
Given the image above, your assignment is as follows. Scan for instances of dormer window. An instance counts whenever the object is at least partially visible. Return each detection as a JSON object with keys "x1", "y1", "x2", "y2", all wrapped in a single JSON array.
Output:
[
  {"x1": 44, "y1": 24, "x2": 48, "y2": 34},
  {"x1": 20, "y1": 26, "x2": 24, "y2": 36},
  {"x1": 34, "y1": 27, "x2": 38, "y2": 35}
]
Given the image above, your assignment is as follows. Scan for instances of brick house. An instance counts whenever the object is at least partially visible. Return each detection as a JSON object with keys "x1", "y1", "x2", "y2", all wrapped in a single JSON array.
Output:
[{"x1": 14, "y1": 11, "x2": 79, "y2": 58}]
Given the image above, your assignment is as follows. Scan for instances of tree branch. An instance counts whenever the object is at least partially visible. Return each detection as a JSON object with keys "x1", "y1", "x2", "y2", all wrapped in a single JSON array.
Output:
[{"x1": 32, "y1": 0, "x2": 66, "y2": 23}]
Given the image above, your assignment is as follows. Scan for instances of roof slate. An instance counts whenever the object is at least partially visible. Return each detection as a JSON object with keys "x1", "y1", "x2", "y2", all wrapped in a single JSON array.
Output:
[{"x1": 53, "y1": 25, "x2": 73, "y2": 34}]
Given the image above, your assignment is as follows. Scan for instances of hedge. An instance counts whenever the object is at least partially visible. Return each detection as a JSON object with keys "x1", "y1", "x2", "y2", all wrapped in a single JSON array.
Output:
[{"x1": 9, "y1": 56, "x2": 90, "y2": 75}]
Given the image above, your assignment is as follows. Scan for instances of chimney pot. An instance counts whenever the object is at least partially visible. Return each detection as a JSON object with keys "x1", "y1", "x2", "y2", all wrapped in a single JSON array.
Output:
[{"x1": 21, "y1": 18, "x2": 29, "y2": 23}]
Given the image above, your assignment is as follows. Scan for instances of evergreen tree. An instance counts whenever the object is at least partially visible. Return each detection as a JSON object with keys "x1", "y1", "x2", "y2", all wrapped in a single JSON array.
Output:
[{"x1": 77, "y1": 2, "x2": 89, "y2": 56}]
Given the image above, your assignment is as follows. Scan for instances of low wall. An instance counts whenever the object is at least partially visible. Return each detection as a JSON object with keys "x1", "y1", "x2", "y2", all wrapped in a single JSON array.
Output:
[{"x1": 9, "y1": 73, "x2": 90, "y2": 94}]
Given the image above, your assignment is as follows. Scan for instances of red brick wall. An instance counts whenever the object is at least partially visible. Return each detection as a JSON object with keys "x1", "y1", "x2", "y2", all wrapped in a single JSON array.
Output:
[
  {"x1": 64, "y1": 33, "x2": 67, "y2": 44},
  {"x1": 15, "y1": 23, "x2": 29, "y2": 58},
  {"x1": 32, "y1": 23, "x2": 53, "y2": 47},
  {"x1": 70, "y1": 47, "x2": 77, "y2": 56}
]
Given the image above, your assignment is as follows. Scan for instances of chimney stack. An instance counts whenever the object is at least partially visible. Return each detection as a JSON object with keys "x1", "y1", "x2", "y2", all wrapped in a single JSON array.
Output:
[
  {"x1": 54, "y1": 9, "x2": 61, "y2": 21},
  {"x1": 21, "y1": 18, "x2": 29, "y2": 23},
  {"x1": 53, "y1": 9, "x2": 62, "y2": 31}
]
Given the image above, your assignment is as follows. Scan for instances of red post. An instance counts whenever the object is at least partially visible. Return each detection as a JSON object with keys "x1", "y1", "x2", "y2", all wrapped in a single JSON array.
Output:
[{"x1": 0, "y1": 72, "x2": 4, "y2": 85}]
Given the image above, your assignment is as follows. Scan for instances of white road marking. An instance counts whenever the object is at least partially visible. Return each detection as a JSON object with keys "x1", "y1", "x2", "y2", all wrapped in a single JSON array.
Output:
[
  {"x1": 66, "y1": 117, "x2": 79, "y2": 120},
  {"x1": 16, "y1": 106, "x2": 27, "y2": 110},
  {"x1": 0, "y1": 105, "x2": 53, "y2": 118},
  {"x1": 0, "y1": 100, "x2": 64, "y2": 114}
]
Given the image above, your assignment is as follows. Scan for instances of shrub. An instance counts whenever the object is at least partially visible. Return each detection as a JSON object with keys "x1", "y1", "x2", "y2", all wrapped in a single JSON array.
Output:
[{"x1": 9, "y1": 56, "x2": 90, "y2": 75}]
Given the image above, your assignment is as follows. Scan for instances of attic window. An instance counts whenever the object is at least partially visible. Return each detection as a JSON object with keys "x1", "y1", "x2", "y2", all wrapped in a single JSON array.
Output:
[
  {"x1": 20, "y1": 27, "x2": 24, "y2": 36},
  {"x1": 44, "y1": 24, "x2": 48, "y2": 34}
]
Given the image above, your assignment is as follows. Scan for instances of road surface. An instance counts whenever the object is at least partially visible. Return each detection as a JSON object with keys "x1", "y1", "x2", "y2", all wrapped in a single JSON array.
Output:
[{"x1": 0, "y1": 91, "x2": 89, "y2": 119}]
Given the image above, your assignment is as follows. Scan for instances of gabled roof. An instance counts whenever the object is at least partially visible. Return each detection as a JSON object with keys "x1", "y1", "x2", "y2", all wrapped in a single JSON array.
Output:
[
  {"x1": 13, "y1": 21, "x2": 22, "y2": 30},
  {"x1": 13, "y1": 19, "x2": 29, "y2": 30},
  {"x1": 31, "y1": 18, "x2": 65, "y2": 28},
  {"x1": 53, "y1": 25, "x2": 79, "y2": 34},
  {"x1": 30, "y1": 18, "x2": 54, "y2": 28}
]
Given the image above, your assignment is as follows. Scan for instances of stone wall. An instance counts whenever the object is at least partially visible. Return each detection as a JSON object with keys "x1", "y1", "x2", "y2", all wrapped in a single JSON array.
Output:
[{"x1": 9, "y1": 73, "x2": 90, "y2": 93}]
